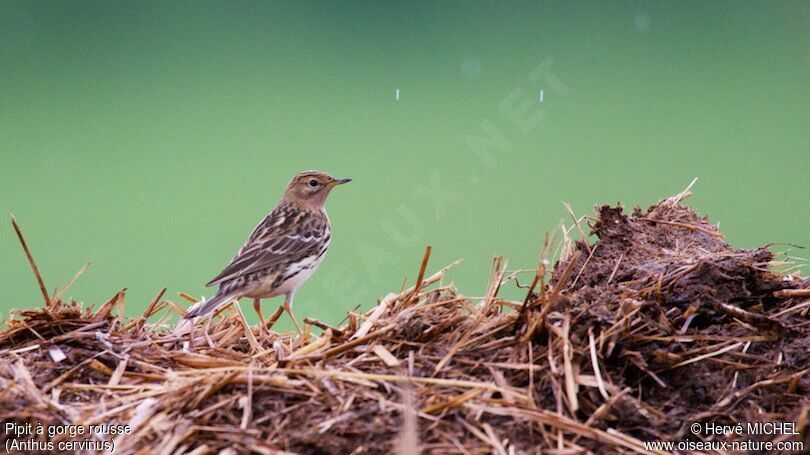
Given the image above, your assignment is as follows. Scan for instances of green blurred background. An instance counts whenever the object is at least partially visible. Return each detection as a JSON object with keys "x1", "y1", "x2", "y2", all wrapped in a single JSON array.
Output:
[{"x1": 2, "y1": 1, "x2": 808, "y2": 330}]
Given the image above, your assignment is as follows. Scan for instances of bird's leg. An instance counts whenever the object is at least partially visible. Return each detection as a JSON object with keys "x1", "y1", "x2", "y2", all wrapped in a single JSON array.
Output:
[
  {"x1": 253, "y1": 298, "x2": 267, "y2": 336},
  {"x1": 284, "y1": 292, "x2": 303, "y2": 336}
]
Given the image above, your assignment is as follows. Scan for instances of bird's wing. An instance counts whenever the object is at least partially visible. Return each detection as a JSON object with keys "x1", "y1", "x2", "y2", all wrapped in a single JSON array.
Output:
[{"x1": 205, "y1": 207, "x2": 327, "y2": 287}]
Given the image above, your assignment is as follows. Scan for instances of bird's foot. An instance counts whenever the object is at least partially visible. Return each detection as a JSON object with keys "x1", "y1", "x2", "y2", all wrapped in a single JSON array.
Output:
[{"x1": 284, "y1": 303, "x2": 304, "y2": 337}]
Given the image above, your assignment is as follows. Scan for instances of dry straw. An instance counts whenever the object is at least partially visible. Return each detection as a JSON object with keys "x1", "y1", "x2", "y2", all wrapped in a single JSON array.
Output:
[{"x1": 1, "y1": 186, "x2": 808, "y2": 454}]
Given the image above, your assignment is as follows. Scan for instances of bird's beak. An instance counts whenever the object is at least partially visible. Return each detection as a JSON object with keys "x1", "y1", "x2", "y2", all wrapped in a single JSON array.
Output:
[{"x1": 332, "y1": 178, "x2": 352, "y2": 186}]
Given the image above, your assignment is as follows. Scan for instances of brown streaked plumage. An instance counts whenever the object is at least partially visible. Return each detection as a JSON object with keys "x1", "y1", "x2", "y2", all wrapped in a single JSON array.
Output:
[{"x1": 182, "y1": 170, "x2": 350, "y2": 334}]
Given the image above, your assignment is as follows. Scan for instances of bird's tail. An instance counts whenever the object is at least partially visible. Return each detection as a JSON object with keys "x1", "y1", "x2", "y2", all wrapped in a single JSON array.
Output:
[
  {"x1": 172, "y1": 292, "x2": 234, "y2": 335},
  {"x1": 184, "y1": 292, "x2": 234, "y2": 319}
]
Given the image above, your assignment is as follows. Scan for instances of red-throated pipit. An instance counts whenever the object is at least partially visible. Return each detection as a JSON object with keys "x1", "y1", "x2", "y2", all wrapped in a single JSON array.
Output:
[{"x1": 182, "y1": 170, "x2": 350, "y2": 334}]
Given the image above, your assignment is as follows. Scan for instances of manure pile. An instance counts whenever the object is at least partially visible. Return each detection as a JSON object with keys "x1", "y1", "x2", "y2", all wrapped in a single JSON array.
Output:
[{"x1": 1, "y1": 190, "x2": 808, "y2": 454}]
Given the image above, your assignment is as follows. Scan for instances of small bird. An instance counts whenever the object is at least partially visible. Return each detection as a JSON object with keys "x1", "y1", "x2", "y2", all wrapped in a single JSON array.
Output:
[{"x1": 182, "y1": 170, "x2": 350, "y2": 334}]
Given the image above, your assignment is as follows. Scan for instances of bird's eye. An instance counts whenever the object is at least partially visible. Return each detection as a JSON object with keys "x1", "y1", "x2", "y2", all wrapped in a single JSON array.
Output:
[{"x1": 308, "y1": 179, "x2": 319, "y2": 187}]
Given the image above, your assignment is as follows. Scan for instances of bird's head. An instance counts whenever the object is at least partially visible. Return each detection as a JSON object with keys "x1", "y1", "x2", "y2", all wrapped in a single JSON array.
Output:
[{"x1": 283, "y1": 170, "x2": 351, "y2": 209}]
